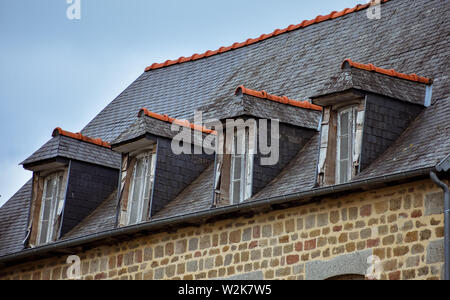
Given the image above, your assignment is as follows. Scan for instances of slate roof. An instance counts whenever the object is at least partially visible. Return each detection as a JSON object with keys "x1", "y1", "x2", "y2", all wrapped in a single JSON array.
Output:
[
  {"x1": 312, "y1": 66, "x2": 431, "y2": 106},
  {"x1": 79, "y1": 0, "x2": 449, "y2": 143},
  {"x1": 152, "y1": 164, "x2": 216, "y2": 220},
  {"x1": 112, "y1": 113, "x2": 212, "y2": 150},
  {"x1": 201, "y1": 93, "x2": 322, "y2": 130},
  {"x1": 62, "y1": 191, "x2": 118, "y2": 240},
  {"x1": 1, "y1": 0, "x2": 449, "y2": 259},
  {"x1": 21, "y1": 135, "x2": 121, "y2": 170},
  {"x1": 437, "y1": 154, "x2": 450, "y2": 173},
  {"x1": 112, "y1": 114, "x2": 180, "y2": 145},
  {"x1": 253, "y1": 134, "x2": 321, "y2": 200},
  {"x1": 0, "y1": 181, "x2": 32, "y2": 257}
]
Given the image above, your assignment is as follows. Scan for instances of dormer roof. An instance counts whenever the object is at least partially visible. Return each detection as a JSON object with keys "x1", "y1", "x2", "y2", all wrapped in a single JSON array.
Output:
[
  {"x1": 201, "y1": 86, "x2": 322, "y2": 130},
  {"x1": 111, "y1": 109, "x2": 215, "y2": 153},
  {"x1": 21, "y1": 128, "x2": 120, "y2": 171},
  {"x1": 312, "y1": 60, "x2": 433, "y2": 107}
]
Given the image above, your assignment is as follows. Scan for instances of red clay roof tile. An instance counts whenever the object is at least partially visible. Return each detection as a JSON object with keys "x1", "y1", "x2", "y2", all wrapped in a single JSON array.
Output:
[
  {"x1": 144, "y1": 1, "x2": 390, "y2": 72},
  {"x1": 342, "y1": 59, "x2": 433, "y2": 85},
  {"x1": 236, "y1": 86, "x2": 323, "y2": 111},
  {"x1": 138, "y1": 108, "x2": 217, "y2": 135},
  {"x1": 52, "y1": 128, "x2": 111, "y2": 148}
]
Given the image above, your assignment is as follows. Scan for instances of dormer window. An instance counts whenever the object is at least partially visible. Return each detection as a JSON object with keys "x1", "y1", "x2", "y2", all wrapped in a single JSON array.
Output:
[
  {"x1": 314, "y1": 99, "x2": 365, "y2": 187},
  {"x1": 22, "y1": 128, "x2": 119, "y2": 247},
  {"x1": 37, "y1": 171, "x2": 67, "y2": 245},
  {"x1": 127, "y1": 150, "x2": 156, "y2": 225},
  {"x1": 313, "y1": 59, "x2": 430, "y2": 187},
  {"x1": 336, "y1": 106, "x2": 358, "y2": 184},
  {"x1": 112, "y1": 109, "x2": 215, "y2": 226},
  {"x1": 230, "y1": 126, "x2": 255, "y2": 204},
  {"x1": 209, "y1": 86, "x2": 321, "y2": 208}
]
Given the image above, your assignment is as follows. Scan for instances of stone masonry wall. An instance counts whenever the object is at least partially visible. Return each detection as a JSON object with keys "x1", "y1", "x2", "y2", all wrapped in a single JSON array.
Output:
[{"x1": 0, "y1": 179, "x2": 446, "y2": 280}]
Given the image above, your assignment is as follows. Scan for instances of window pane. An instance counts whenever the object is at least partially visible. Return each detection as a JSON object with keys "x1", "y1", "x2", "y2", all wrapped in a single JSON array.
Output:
[
  {"x1": 129, "y1": 159, "x2": 144, "y2": 224},
  {"x1": 340, "y1": 112, "x2": 349, "y2": 135},
  {"x1": 130, "y1": 178, "x2": 142, "y2": 224},
  {"x1": 233, "y1": 156, "x2": 242, "y2": 180},
  {"x1": 141, "y1": 156, "x2": 153, "y2": 221},
  {"x1": 340, "y1": 136, "x2": 349, "y2": 160},
  {"x1": 39, "y1": 220, "x2": 49, "y2": 245},
  {"x1": 135, "y1": 159, "x2": 144, "y2": 180},
  {"x1": 128, "y1": 154, "x2": 157, "y2": 225},
  {"x1": 340, "y1": 160, "x2": 348, "y2": 183},
  {"x1": 143, "y1": 157, "x2": 152, "y2": 198},
  {"x1": 42, "y1": 198, "x2": 52, "y2": 221},
  {"x1": 57, "y1": 175, "x2": 65, "y2": 201},
  {"x1": 45, "y1": 178, "x2": 55, "y2": 199},
  {"x1": 232, "y1": 181, "x2": 241, "y2": 204},
  {"x1": 337, "y1": 108, "x2": 355, "y2": 184}
]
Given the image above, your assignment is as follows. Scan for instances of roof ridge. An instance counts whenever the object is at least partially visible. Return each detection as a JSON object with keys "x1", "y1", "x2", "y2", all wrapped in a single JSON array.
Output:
[
  {"x1": 342, "y1": 59, "x2": 433, "y2": 85},
  {"x1": 145, "y1": 0, "x2": 391, "y2": 72},
  {"x1": 52, "y1": 128, "x2": 111, "y2": 149},
  {"x1": 236, "y1": 86, "x2": 323, "y2": 111},
  {"x1": 138, "y1": 108, "x2": 217, "y2": 135}
]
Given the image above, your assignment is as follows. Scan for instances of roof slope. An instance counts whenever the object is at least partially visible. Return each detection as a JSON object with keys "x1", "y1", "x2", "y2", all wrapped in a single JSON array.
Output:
[
  {"x1": 253, "y1": 134, "x2": 320, "y2": 200},
  {"x1": 357, "y1": 97, "x2": 450, "y2": 179},
  {"x1": 152, "y1": 163, "x2": 215, "y2": 220},
  {"x1": 62, "y1": 191, "x2": 118, "y2": 240},
  {"x1": 0, "y1": 181, "x2": 31, "y2": 257},
  {"x1": 81, "y1": 0, "x2": 449, "y2": 143}
]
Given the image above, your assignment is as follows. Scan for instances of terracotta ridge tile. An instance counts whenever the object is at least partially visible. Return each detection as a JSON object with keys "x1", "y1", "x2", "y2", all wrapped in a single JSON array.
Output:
[
  {"x1": 236, "y1": 85, "x2": 323, "y2": 111},
  {"x1": 145, "y1": 1, "x2": 391, "y2": 72},
  {"x1": 138, "y1": 108, "x2": 217, "y2": 135},
  {"x1": 52, "y1": 128, "x2": 111, "y2": 148},
  {"x1": 342, "y1": 59, "x2": 433, "y2": 85}
]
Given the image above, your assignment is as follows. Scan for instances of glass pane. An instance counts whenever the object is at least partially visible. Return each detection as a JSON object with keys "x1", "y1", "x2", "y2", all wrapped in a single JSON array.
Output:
[
  {"x1": 129, "y1": 159, "x2": 145, "y2": 224},
  {"x1": 143, "y1": 157, "x2": 152, "y2": 198},
  {"x1": 340, "y1": 136, "x2": 349, "y2": 160},
  {"x1": 141, "y1": 194, "x2": 150, "y2": 221},
  {"x1": 45, "y1": 178, "x2": 55, "y2": 199},
  {"x1": 130, "y1": 178, "x2": 142, "y2": 224},
  {"x1": 57, "y1": 175, "x2": 65, "y2": 201},
  {"x1": 42, "y1": 198, "x2": 52, "y2": 221},
  {"x1": 245, "y1": 128, "x2": 250, "y2": 153},
  {"x1": 233, "y1": 156, "x2": 242, "y2": 180},
  {"x1": 141, "y1": 156, "x2": 153, "y2": 221},
  {"x1": 135, "y1": 159, "x2": 144, "y2": 180},
  {"x1": 340, "y1": 112, "x2": 349, "y2": 135},
  {"x1": 233, "y1": 181, "x2": 241, "y2": 204},
  {"x1": 39, "y1": 220, "x2": 49, "y2": 245},
  {"x1": 340, "y1": 160, "x2": 348, "y2": 183}
]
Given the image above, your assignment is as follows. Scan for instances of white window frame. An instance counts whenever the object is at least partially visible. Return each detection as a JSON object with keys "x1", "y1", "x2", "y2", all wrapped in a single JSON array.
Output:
[
  {"x1": 37, "y1": 172, "x2": 66, "y2": 245},
  {"x1": 336, "y1": 106, "x2": 357, "y2": 184},
  {"x1": 230, "y1": 125, "x2": 255, "y2": 204},
  {"x1": 127, "y1": 150, "x2": 157, "y2": 225}
]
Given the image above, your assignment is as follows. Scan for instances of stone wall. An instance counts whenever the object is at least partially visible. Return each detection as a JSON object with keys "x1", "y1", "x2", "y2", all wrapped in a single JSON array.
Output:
[{"x1": 0, "y1": 179, "x2": 445, "y2": 280}]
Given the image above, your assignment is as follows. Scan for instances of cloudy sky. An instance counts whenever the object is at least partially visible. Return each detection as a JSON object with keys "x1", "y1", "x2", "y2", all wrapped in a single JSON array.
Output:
[{"x1": 0, "y1": 0, "x2": 362, "y2": 207}]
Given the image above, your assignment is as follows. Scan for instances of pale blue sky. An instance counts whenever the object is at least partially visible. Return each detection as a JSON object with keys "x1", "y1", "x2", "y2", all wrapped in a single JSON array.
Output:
[{"x1": 0, "y1": 0, "x2": 362, "y2": 206}]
